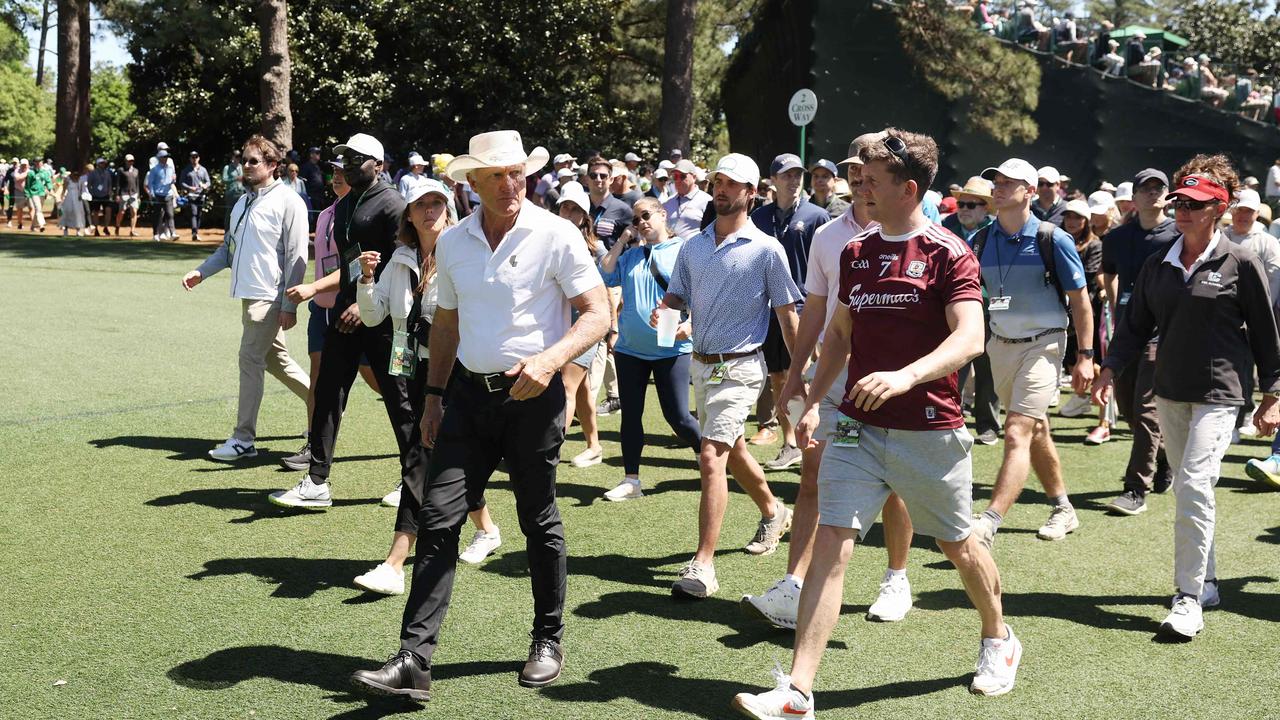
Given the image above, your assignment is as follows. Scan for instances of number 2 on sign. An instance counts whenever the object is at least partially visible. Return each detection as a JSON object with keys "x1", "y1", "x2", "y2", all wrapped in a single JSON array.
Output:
[{"x1": 879, "y1": 260, "x2": 893, "y2": 277}]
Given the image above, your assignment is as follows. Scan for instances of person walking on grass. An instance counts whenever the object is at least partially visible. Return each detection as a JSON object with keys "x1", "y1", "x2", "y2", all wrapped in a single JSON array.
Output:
[
  {"x1": 651, "y1": 152, "x2": 802, "y2": 600},
  {"x1": 181, "y1": 134, "x2": 311, "y2": 462},
  {"x1": 731, "y1": 129, "x2": 1020, "y2": 720},
  {"x1": 114, "y1": 154, "x2": 141, "y2": 237},
  {"x1": 349, "y1": 130, "x2": 609, "y2": 701},
  {"x1": 147, "y1": 150, "x2": 176, "y2": 241}
]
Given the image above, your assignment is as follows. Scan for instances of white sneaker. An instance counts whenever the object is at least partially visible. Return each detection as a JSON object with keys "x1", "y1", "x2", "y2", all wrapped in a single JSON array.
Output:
[
  {"x1": 740, "y1": 578, "x2": 800, "y2": 630},
  {"x1": 1036, "y1": 505, "x2": 1079, "y2": 541},
  {"x1": 571, "y1": 446, "x2": 603, "y2": 468},
  {"x1": 970, "y1": 625, "x2": 1022, "y2": 696},
  {"x1": 1160, "y1": 595, "x2": 1204, "y2": 639},
  {"x1": 208, "y1": 438, "x2": 257, "y2": 462},
  {"x1": 268, "y1": 476, "x2": 332, "y2": 510},
  {"x1": 1237, "y1": 423, "x2": 1258, "y2": 438},
  {"x1": 353, "y1": 562, "x2": 405, "y2": 595},
  {"x1": 672, "y1": 558, "x2": 719, "y2": 599},
  {"x1": 1171, "y1": 580, "x2": 1219, "y2": 609},
  {"x1": 381, "y1": 483, "x2": 402, "y2": 508},
  {"x1": 1059, "y1": 394, "x2": 1093, "y2": 418},
  {"x1": 603, "y1": 479, "x2": 643, "y2": 502},
  {"x1": 744, "y1": 500, "x2": 792, "y2": 555},
  {"x1": 459, "y1": 530, "x2": 502, "y2": 564},
  {"x1": 730, "y1": 662, "x2": 815, "y2": 719},
  {"x1": 971, "y1": 513, "x2": 997, "y2": 550},
  {"x1": 866, "y1": 572, "x2": 912, "y2": 622}
]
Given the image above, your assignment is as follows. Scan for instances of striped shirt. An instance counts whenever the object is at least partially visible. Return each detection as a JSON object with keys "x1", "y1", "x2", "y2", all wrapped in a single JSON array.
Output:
[{"x1": 668, "y1": 222, "x2": 803, "y2": 354}]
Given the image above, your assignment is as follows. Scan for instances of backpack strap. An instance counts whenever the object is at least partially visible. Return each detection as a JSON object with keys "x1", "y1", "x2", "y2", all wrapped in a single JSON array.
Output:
[
  {"x1": 1035, "y1": 222, "x2": 1069, "y2": 311},
  {"x1": 970, "y1": 224, "x2": 993, "y2": 289},
  {"x1": 644, "y1": 246, "x2": 670, "y2": 292}
]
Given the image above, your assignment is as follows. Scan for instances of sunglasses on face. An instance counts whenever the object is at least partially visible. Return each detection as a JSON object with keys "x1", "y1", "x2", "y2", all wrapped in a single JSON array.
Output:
[
  {"x1": 342, "y1": 152, "x2": 372, "y2": 166},
  {"x1": 671, "y1": 171, "x2": 690, "y2": 180},
  {"x1": 243, "y1": 157, "x2": 266, "y2": 166},
  {"x1": 1037, "y1": 181, "x2": 1055, "y2": 188},
  {"x1": 631, "y1": 210, "x2": 658, "y2": 226},
  {"x1": 1170, "y1": 199, "x2": 1217, "y2": 212},
  {"x1": 956, "y1": 201, "x2": 987, "y2": 209},
  {"x1": 588, "y1": 172, "x2": 610, "y2": 180}
]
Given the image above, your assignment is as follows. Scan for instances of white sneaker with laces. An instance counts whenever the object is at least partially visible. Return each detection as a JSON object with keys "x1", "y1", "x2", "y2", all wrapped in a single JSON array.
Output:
[
  {"x1": 353, "y1": 562, "x2": 405, "y2": 595},
  {"x1": 381, "y1": 483, "x2": 402, "y2": 508},
  {"x1": 730, "y1": 662, "x2": 815, "y2": 719},
  {"x1": 866, "y1": 572, "x2": 912, "y2": 622},
  {"x1": 970, "y1": 625, "x2": 1022, "y2": 696},
  {"x1": 1161, "y1": 595, "x2": 1204, "y2": 639},
  {"x1": 672, "y1": 559, "x2": 719, "y2": 598},
  {"x1": 571, "y1": 446, "x2": 603, "y2": 468},
  {"x1": 604, "y1": 479, "x2": 643, "y2": 502},
  {"x1": 740, "y1": 578, "x2": 800, "y2": 630},
  {"x1": 208, "y1": 438, "x2": 257, "y2": 462},
  {"x1": 1059, "y1": 394, "x2": 1093, "y2": 418},
  {"x1": 1036, "y1": 505, "x2": 1079, "y2": 540},
  {"x1": 459, "y1": 530, "x2": 502, "y2": 564},
  {"x1": 268, "y1": 476, "x2": 332, "y2": 510}
]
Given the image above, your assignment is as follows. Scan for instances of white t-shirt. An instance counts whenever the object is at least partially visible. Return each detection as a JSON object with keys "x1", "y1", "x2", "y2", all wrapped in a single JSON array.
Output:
[
  {"x1": 1266, "y1": 164, "x2": 1280, "y2": 198},
  {"x1": 804, "y1": 207, "x2": 877, "y2": 336},
  {"x1": 436, "y1": 200, "x2": 604, "y2": 373}
]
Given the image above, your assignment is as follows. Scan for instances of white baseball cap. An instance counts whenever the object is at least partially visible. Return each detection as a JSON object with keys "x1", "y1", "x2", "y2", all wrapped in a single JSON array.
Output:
[
  {"x1": 556, "y1": 167, "x2": 576, "y2": 180},
  {"x1": 624, "y1": 152, "x2": 641, "y2": 163},
  {"x1": 653, "y1": 168, "x2": 669, "y2": 180},
  {"x1": 1037, "y1": 166, "x2": 1062, "y2": 184},
  {"x1": 658, "y1": 160, "x2": 675, "y2": 170},
  {"x1": 553, "y1": 152, "x2": 575, "y2": 165},
  {"x1": 124, "y1": 154, "x2": 135, "y2": 161},
  {"x1": 557, "y1": 181, "x2": 591, "y2": 216},
  {"x1": 1087, "y1": 190, "x2": 1116, "y2": 215},
  {"x1": 404, "y1": 178, "x2": 458, "y2": 220},
  {"x1": 1063, "y1": 199, "x2": 1091, "y2": 219},
  {"x1": 709, "y1": 153, "x2": 760, "y2": 187},
  {"x1": 407, "y1": 152, "x2": 427, "y2": 167},
  {"x1": 1234, "y1": 188, "x2": 1262, "y2": 212},
  {"x1": 1114, "y1": 181, "x2": 1134, "y2": 201},
  {"x1": 981, "y1": 158, "x2": 1038, "y2": 188},
  {"x1": 333, "y1": 132, "x2": 385, "y2": 161}
]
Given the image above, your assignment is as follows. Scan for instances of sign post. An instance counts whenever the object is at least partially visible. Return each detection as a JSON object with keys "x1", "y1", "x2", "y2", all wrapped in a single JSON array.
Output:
[{"x1": 787, "y1": 88, "x2": 818, "y2": 168}]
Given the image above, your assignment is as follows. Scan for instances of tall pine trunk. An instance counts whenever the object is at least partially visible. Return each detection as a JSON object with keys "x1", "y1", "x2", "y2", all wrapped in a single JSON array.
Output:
[
  {"x1": 257, "y1": 0, "x2": 293, "y2": 151},
  {"x1": 659, "y1": 0, "x2": 696, "y2": 157},
  {"x1": 35, "y1": 0, "x2": 52, "y2": 87},
  {"x1": 54, "y1": 0, "x2": 90, "y2": 168}
]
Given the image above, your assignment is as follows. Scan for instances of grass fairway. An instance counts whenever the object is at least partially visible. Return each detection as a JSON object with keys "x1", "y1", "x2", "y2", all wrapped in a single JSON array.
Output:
[{"x1": 4, "y1": 232, "x2": 1280, "y2": 720}]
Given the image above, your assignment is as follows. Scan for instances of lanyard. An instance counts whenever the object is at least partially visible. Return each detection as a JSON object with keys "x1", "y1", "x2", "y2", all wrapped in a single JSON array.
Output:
[
  {"x1": 344, "y1": 185, "x2": 373, "y2": 246},
  {"x1": 228, "y1": 181, "x2": 280, "y2": 257},
  {"x1": 991, "y1": 228, "x2": 1020, "y2": 296}
]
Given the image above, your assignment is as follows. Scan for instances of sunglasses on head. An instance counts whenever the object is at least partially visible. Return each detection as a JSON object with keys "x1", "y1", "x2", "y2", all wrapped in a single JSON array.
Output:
[
  {"x1": 1170, "y1": 198, "x2": 1218, "y2": 212},
  {"x1": 882, "y1": 136, "x2": 910, "y2": 165},
  {"x1": 956, "y1": 200, "x2": 987, "y2": 209},
  {"x1": 631, "y1": 210, "x2": 658, "y2": 226}
]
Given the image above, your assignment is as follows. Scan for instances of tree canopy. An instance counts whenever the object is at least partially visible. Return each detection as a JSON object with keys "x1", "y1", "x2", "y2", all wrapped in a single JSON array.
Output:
[
  {"x1": 0, "y1": 19, "x2": 54, "y2": 157},
  {"x1": 1169, "y1": 0, "x2": 1280, "y2": 76}
]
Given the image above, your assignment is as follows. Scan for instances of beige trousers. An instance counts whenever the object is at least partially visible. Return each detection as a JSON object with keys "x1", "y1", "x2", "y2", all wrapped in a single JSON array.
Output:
[{"x1": 233, "y1": 299, "x2": 310, "y2": 443}]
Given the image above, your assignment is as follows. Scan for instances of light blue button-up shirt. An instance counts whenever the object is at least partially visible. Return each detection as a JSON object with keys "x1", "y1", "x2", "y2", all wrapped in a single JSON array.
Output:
[
  {"x1": 978, "y1": 215, "x2": 1086, "y2": 339},
  {"x1": 668, "y1": 223, "x2": 802, "y2": 355}
]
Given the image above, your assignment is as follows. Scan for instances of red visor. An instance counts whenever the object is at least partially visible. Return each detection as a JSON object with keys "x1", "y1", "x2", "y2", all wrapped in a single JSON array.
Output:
[{"x1": 1165, "y1": 174, "x2": 1229, "y2": 204}]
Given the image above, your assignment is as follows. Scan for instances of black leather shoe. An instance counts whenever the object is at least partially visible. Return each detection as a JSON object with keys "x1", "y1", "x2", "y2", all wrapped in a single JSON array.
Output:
[
  {"x1": 518, "y1": 639, "x2": 563, "y2": 688},
  {"x1": 350, "y1": 650, "x2": 431, "y2": 702}
]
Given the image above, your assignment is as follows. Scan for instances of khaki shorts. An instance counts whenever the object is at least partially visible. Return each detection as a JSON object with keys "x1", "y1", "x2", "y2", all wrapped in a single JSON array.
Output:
[
  {"x1": 692, "y1": 352, "x2": 765, "y2": 445},
  {"x1": 817, "y1": 422, "x2": 974, "y2": 542},
  {"x1": 987, "y1": 331, "x2": 1065, "y2": 420}
]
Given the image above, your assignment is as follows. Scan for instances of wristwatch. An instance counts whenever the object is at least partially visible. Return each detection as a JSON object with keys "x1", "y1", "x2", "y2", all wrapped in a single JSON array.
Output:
[
  {"x1": 1077, "y1": 349, "x2": 1095, "y2": 359},
  {"x1": 424, "y1": 385, "x2": 446, "y2": 397}
]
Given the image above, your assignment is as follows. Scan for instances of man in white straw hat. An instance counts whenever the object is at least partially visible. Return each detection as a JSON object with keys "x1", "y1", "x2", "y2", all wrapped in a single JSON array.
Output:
[{"x1": 350, "y1": 130, "x2": 609, "y2": 701}]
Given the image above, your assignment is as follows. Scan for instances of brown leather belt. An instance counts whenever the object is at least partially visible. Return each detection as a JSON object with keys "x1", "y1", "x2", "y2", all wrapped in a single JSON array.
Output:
[{"x1": 692, "y1": 350, "x2": 756, "y2": 365}]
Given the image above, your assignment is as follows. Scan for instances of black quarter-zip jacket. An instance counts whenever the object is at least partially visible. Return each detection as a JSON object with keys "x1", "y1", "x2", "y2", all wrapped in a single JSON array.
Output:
[{"x1": 1104, "y1": 234, "x2": 1280, "y2": 405}]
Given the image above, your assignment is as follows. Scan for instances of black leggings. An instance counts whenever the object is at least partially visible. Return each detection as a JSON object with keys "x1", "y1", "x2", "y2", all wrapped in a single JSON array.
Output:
[{"x1": 614, "y1": 351, "x2": 702, "y2": 475}]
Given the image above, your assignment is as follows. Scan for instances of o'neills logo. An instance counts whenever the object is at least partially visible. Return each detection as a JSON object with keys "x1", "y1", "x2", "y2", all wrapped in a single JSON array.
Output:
[{"x1": 846, "y1": 283, "x2": 921, "y2": 311}]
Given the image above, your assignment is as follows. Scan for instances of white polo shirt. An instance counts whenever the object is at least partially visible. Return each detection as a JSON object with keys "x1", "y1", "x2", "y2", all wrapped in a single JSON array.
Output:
[
  {"x1": 805, "y1": 208, "x2": 877, "y2": 335},
  {"x1": 436, "y1": 199, "x2": 603, "y2": 374}
]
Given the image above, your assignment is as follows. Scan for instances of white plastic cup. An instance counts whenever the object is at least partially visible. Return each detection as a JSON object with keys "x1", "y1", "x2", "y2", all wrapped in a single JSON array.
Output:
[
  {"x1": 656, "y1": 308, "x2": 681, "y2": 347},
  {"x1": 785, "y1": 396, "x2": 806, "y2": 426}
]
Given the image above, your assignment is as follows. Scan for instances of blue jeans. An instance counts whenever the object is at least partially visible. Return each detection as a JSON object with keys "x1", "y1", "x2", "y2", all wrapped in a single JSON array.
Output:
[{"x1": 614, "y1": 351, "x2": 701, "y2": 475}]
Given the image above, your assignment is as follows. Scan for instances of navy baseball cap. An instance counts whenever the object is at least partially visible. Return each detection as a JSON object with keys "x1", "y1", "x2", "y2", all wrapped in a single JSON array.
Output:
[
  {"x1": 770, "y1": 153, "x2": 804, "y2": 176},
  {"x1": 809, "y1": 159, "x2": 838, "y2": 177}
]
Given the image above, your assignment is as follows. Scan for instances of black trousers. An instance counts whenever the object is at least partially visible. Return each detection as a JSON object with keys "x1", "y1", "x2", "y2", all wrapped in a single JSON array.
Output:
[
  {"x1": 394, "y1": 360, "x2": 431, "y2": 535},
  {"x1": 614, "y1": 351, "x2": 701, "y2": 474},
  {"x1": 1115, "y1": 341, "x2": 1167, "y2": 494},
  {"x1": 307, "y1": 317, "x2": 417, "y2": 485},
  {"x1": 188, "y1": 196, "x2": 204, "y2": 233},
  {"x1": 400, "y1": 369, "x2": 567, "y2": 666}
]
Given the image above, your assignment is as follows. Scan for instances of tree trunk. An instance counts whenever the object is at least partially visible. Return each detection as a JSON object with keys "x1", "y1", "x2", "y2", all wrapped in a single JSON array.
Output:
[
  {"x1": 659, "y1": 0, "x2": 696, "y2": 157},
  {"x1": 35, "y1": 0, "x2": 52, "y2": 87},
  {"x1": 257, "y1": 0, "x2": 293, "y2": 151},
  {"x1": 54, "y1": 0, "x2": 90, "y2": 169}
]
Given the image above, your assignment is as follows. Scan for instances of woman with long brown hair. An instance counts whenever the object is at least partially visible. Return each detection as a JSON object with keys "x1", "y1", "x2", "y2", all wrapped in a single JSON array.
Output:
[
  {"x1": 349, "y1": 180, "x2": 502, "y2": 595},
  {"x1": 1058, "y1": 199, "x2": 1115, "y2": 444}
]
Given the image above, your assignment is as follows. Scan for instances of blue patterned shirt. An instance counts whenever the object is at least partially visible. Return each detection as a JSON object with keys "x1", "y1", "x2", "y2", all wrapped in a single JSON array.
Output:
[{"x1": 668, "y1": 223, "x2": 803, "y2": 354}]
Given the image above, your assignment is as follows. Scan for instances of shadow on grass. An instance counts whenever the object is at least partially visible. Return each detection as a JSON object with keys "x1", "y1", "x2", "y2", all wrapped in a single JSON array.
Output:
[
  {"x1": 0, "y1": 231, "x2": 214, "y2": 261},
  {"x1": 186, "y1": 557, "x2": 385, "y2": 598},
  {"x1": 167, "y1": 644, "x2": 511, "y2": 719},
  {"x1": 147, "y1": 487, "x2": 377, "y2": 523},
  {"x1": 1259, "y1": 526, "x2": 1280, "y2": 545},
  {"x1": 542, "y1": 661, "x2": 966, "y2": 718},
  {"x1": 915, "y1": 575, "x2": 1280, "y2": 634}
]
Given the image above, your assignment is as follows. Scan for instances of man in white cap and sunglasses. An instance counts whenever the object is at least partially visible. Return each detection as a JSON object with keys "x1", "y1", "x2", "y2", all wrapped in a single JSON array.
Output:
[
  {"x1": 349, "y1": 130, "x2": 609, "y2": 701},
  {"x1": 270, "y1": 132, "x2": 412, "y2": 509},
  {"x1": 651, "y1": 152, "x2": 802, "y2": 600}
]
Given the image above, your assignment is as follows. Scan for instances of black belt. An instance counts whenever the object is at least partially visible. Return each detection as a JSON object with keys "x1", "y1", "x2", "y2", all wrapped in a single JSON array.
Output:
[
  {"x1": 692, "y1": 350, "x2": 756, "y2": 364},
  {"x1": 991, "y1": 328, "x2": 1064, "y2": 345},
  {"x1": 456, "y1": 365, "x2": 517, "y2": 393}
]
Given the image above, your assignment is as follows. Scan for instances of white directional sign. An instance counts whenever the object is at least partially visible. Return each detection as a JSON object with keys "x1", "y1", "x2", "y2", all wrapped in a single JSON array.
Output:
[{"x1": 788, "y1": 89, "x2": 818, "y2": 127}]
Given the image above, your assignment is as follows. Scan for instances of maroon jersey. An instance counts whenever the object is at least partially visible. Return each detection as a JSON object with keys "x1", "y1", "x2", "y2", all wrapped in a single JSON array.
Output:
[{"x1": 836, "y1": 224, "x2": 982, "y2": 430}]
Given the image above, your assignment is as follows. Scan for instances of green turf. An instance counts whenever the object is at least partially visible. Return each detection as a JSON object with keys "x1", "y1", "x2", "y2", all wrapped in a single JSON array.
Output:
[{"x1": 4, "y1": 232, "x2": 1280, "y2": 719}]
